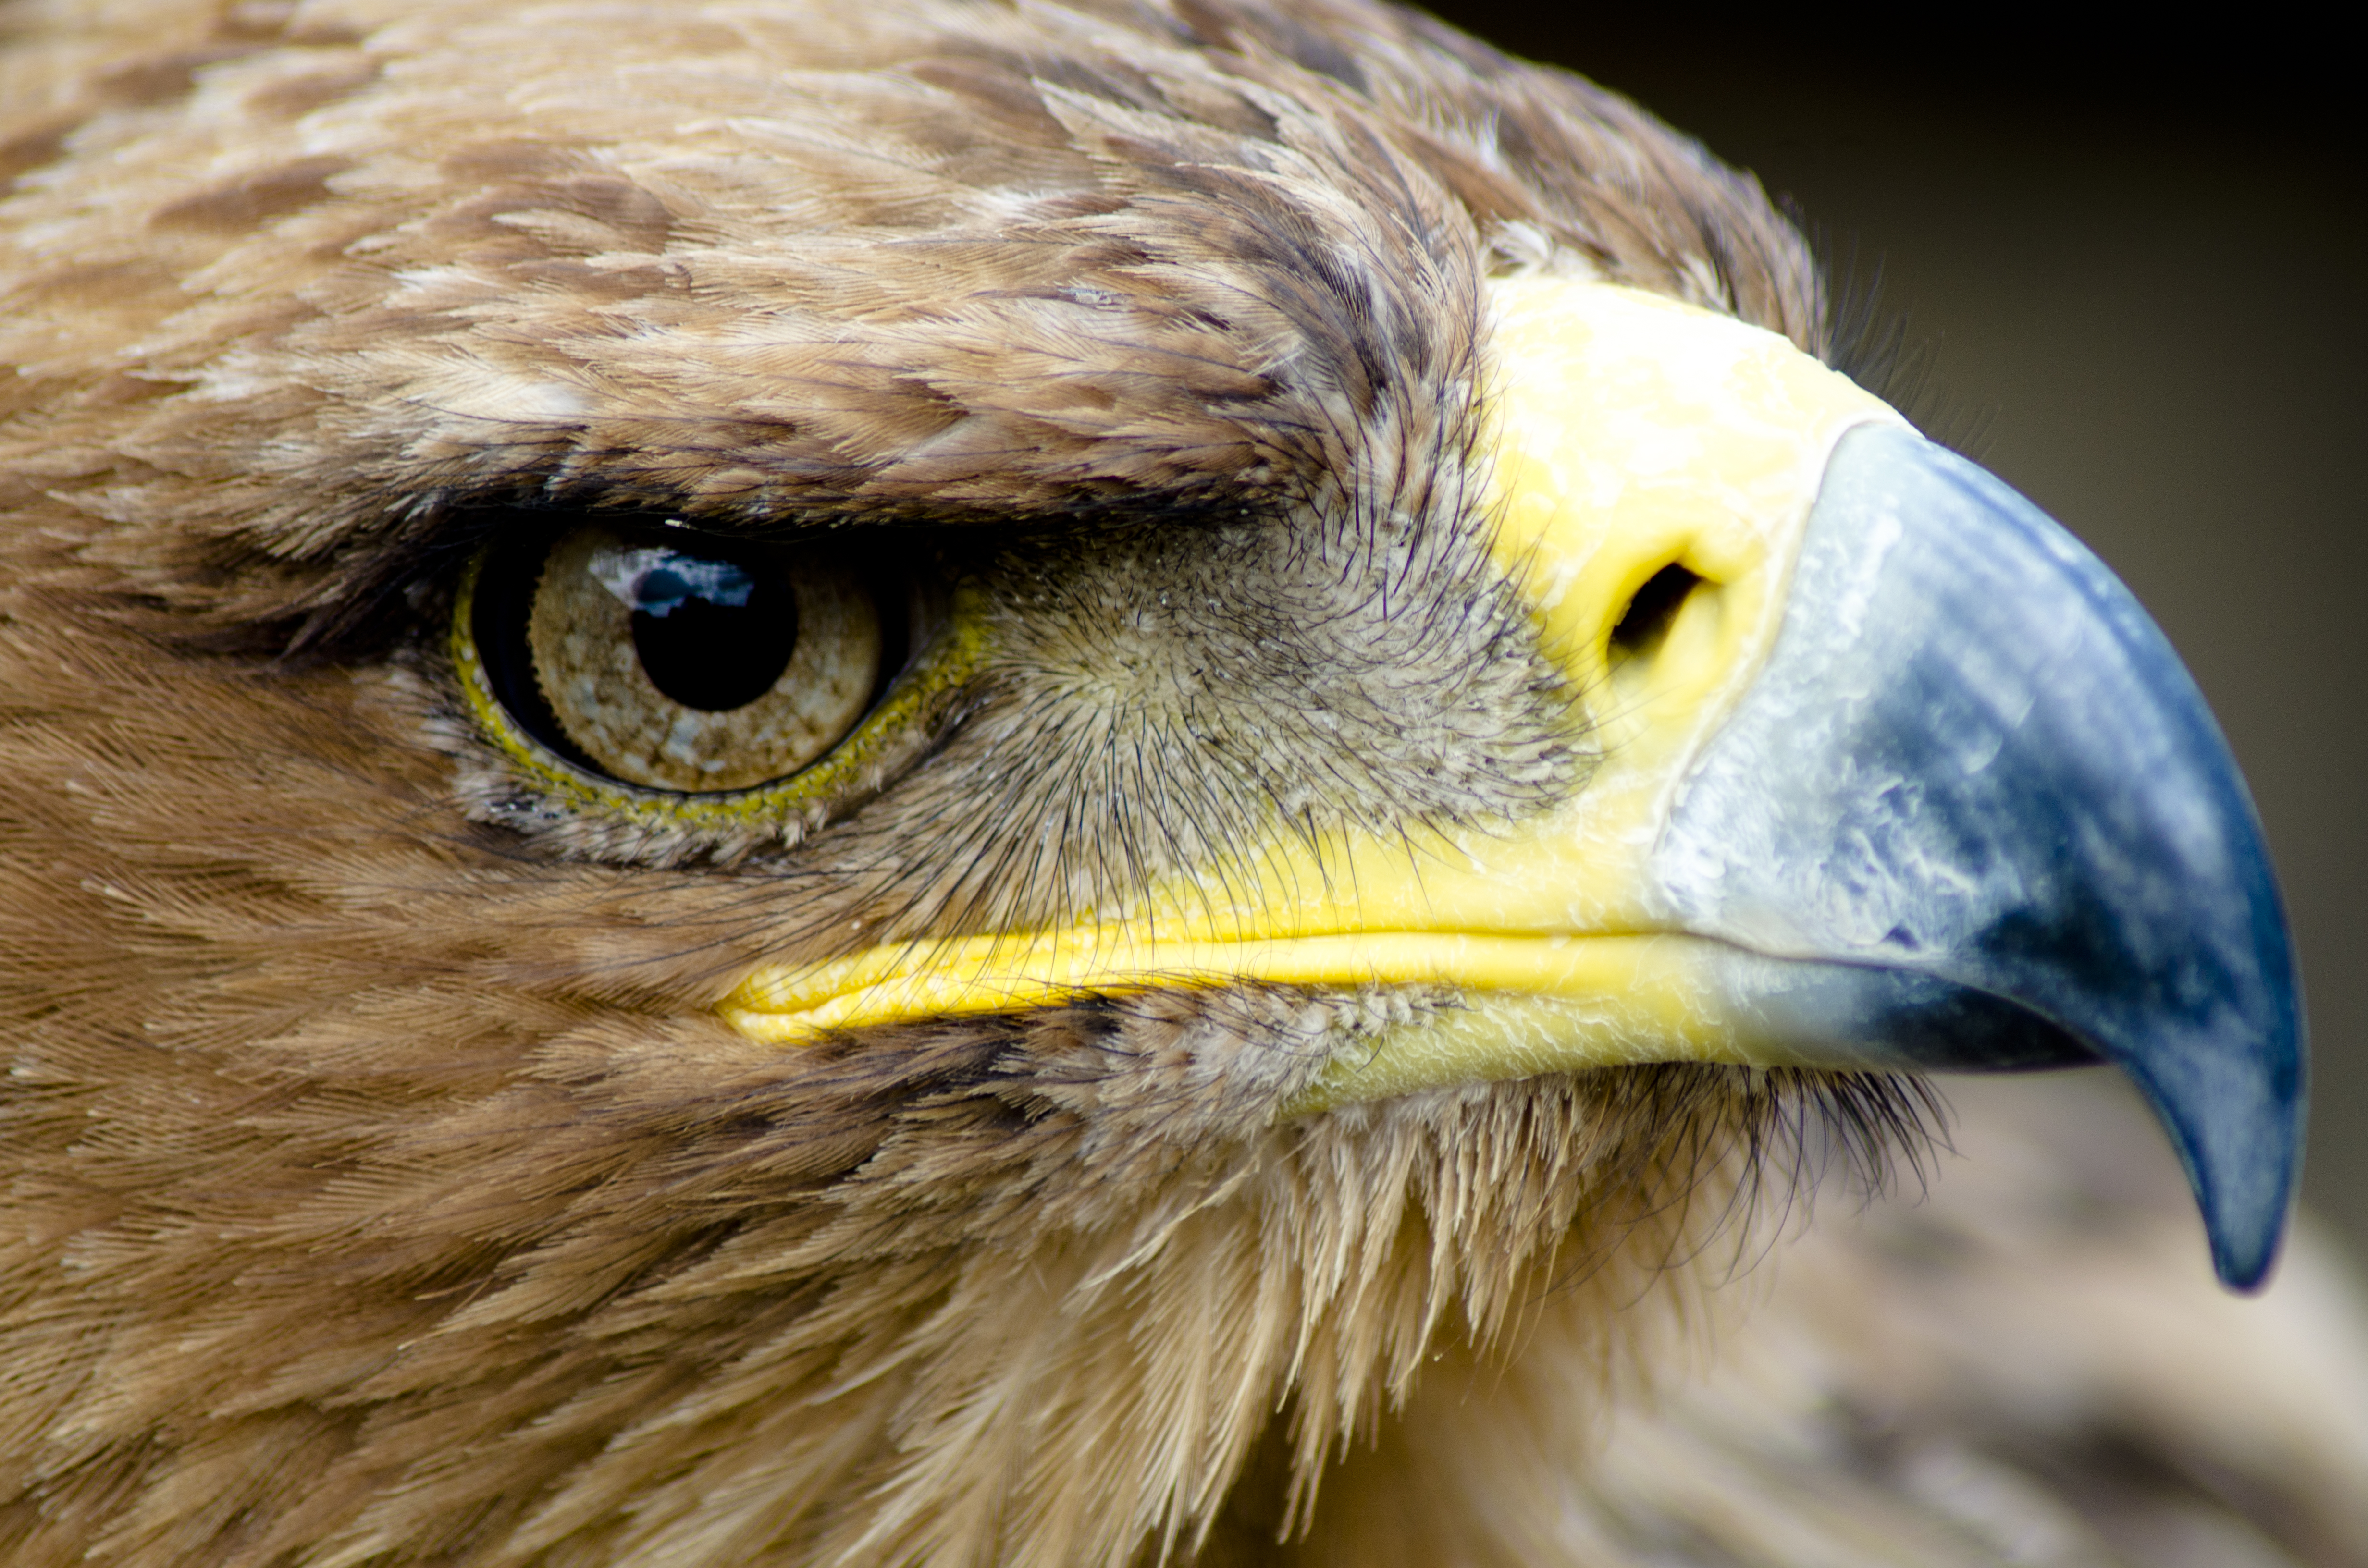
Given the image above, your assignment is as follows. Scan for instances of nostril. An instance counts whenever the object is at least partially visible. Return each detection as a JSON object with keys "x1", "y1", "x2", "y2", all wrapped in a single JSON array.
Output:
[{"x1": 1609, "y1": 563, "x2": 1703, "y2": 662}]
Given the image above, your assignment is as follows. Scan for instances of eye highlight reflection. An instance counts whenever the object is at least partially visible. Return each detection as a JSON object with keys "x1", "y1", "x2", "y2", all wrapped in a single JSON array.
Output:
[{"x1": 597, "y1": 544, "x2": 796, "y2": 713}]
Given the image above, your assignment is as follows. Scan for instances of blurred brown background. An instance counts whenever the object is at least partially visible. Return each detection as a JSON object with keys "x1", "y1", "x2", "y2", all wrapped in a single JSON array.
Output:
[{"x1": 1424, "y1": 6, "x2": 2368, "y2": 1266}]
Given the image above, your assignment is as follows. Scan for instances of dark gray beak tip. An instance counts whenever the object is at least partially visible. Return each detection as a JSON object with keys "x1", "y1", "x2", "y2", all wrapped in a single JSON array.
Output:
[{"x1": 2118, "y1": 949, "x2": 2306, "y2": 1293}]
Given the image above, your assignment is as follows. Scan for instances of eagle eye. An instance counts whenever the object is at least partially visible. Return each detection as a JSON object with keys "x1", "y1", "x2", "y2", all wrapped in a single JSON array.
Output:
[{"x1": 455, "y1": 517, "x2": 947, "y2": 808}]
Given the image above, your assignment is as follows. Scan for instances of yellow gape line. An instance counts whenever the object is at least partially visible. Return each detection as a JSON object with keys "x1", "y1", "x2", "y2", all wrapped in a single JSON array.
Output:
[
  {"x1": 728, "y1": 931, "x2": 1734, "y2": 1040},
  {"x1": 724, "y1": 281, "x2": 1901, "y2": 1099},
  {"x1": 722, "y1": 929, "x2": 1802, "y2": 1110}
]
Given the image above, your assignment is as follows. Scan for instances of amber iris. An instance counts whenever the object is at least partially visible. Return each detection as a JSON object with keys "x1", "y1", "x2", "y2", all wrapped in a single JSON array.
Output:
[{"x1": 474, "y1": 520, "x2": 888, "y2": 794}]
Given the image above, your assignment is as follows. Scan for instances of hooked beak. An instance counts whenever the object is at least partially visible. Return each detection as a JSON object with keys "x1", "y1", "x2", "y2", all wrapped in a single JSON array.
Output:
[
  {"x1": 1653, "y1": 418, "x2": 2302, "y2": 1288},
  {"x1": 726, "y1": 281, "x2": 2305, "y2": 1291}
]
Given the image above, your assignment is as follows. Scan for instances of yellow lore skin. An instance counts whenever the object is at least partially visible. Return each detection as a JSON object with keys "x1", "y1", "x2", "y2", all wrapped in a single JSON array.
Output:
[{"x1": 724, "y1": 281, "x2": 1904, "y2": 1104}]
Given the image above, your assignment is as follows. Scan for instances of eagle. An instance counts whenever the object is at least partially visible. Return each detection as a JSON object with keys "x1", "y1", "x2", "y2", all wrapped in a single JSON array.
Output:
[{"x1": 0, "y1": 1, "x2": 2357, "y2": 1564}]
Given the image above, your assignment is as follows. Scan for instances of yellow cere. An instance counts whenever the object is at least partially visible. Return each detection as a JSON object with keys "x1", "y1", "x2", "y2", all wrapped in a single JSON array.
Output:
[{"x1": 723, "y1": 280, "x2": 1902, "y2": 1095}]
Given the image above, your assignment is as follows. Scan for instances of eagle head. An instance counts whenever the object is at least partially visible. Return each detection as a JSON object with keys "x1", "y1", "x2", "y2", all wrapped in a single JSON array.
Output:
[{"x1": 0, "y1": 0, "x2": 2304, "y2": 1562}]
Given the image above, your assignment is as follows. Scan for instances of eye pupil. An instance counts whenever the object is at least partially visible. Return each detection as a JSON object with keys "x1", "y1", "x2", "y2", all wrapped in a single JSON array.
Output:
[{"x1": 629, "y1": 560, "x2": 798, "y2": 712}]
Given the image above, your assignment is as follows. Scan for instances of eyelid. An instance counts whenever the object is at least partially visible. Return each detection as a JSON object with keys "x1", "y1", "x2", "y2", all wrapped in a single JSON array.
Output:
[{"x1": 449, "y1": 542, "x2": 986, "y2": 836}]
